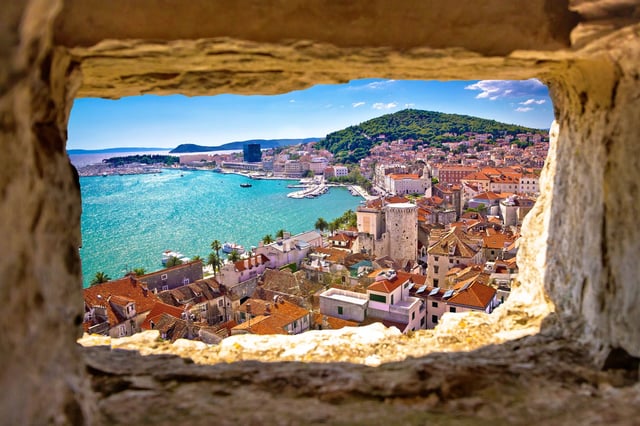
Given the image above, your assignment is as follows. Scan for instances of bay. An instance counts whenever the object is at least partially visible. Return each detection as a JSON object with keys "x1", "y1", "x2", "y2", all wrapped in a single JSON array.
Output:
[{"x1": 79, "y1": 169, "x2": 361, "y2": 287}]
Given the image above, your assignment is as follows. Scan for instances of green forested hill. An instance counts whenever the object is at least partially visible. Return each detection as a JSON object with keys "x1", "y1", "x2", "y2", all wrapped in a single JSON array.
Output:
[{"x1": 317, "y1": 109, "x2": 543, "y2": 163}]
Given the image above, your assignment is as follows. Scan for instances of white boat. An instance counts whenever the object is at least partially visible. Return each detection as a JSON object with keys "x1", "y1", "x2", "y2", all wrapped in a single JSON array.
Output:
[
  {"x1": 162, "y1": 249, "x2": 190, "y2": 265},
  {"x1": 222, "y1": 242, "x2": 245, "y2": 254}
]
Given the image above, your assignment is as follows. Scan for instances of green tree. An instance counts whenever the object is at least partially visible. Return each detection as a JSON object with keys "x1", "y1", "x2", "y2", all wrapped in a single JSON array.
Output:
[
  {"x1": 90, "y1": 271, "x2": 111, "y2": 286},
  {"x1": 262, "y1": 234, "x2": 274, "y2": 244},
  {"x1": 275, "y1": 229, "x2": 286, "y2": 238},
  {"x1": 227, "y1": 250, "x2": 241, "y2": 263},
  {"x1": 210, "y1": 240, "x2": 222, "y2": 269},
  {"x1": 208, "y1": 252, "x2": 221, "y2": 274},
  {"x1": 191, "y1": 255, "x2": 203, "y2": 263},
  {"x1": 165, "y1": 256, "x2": 183, "y2": 267},
  {"x1": 315, "y1": 217, "x2": 328, "y2": 233},
  {"x1": 328, "y1": 220, "x2": 339, "y2": 236},
  {"x1": 132, "y1": 267, "x2": 146, "y2": 276}
]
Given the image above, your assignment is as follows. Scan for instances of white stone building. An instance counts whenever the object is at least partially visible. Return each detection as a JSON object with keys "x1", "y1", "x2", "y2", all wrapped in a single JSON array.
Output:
[
  {"x1": 319, "y1": 288, "x2": 368, "y2": 322},
  {"x1": 366, "y1": 269, "x2": 425, "y2": 333}
]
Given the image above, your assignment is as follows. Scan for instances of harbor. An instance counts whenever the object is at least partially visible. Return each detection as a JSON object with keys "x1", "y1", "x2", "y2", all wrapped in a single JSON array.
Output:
[{"x1": 287, "y1": 183, "x2": 329, "y2": 199}]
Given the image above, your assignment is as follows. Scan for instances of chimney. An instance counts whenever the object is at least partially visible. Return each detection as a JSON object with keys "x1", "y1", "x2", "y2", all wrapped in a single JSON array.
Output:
[
  {"x1": 265, "y1": 303, "x2": 271, "y2": 315},
  {"x1": 322, "y1": 315, "x2": 330, "y2": 330}
]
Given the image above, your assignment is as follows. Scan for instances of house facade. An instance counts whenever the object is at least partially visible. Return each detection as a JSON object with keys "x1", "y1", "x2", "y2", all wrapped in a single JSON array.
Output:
[
  {"x1": 83, "y1": 276, "x2": 160, "y2": 338},
  {"x1": 427, "y1": 227, "x2": 484, "y2": 288},
  {"x1": 319, "y1": 288, "x2": 368, "y2": 322},
  {"x1": 366, "y1": 269, "x2": 425, "y2": 333},
  {"x1": 139, "y1": 260, "x2": 204, "y2": 292}
]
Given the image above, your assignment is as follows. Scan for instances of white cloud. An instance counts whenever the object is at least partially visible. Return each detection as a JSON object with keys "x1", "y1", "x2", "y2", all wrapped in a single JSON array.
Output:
[
  {"x1": 366, "y1": 79, "x2": 396, "y2": 89},
  {"x1": 289, "y1": 99, "x2": 296, "y2": 103},
  {"x1": 515, "y1": 107, "x2": 533, "y2": 112},
  {"x1": 520, "y1": 98, "x2": 546, "y2": 105},
  {"x1": 404, "y1": 103, "x2": 415, "y2": 108},
  {"x1": 465, "y1": 79, "x2": 546, "y2": 100},
  {"x1": 372, "y1": 102, "x2": 398, "y2": 110},
  {"x1": 352, "y1": 102, "x2": 366, "y2": 108}
]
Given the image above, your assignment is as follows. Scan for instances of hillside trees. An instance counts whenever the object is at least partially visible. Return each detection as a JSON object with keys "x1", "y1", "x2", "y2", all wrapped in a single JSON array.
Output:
[{"x1": 317, "y1": 109, "x2": 542, "y2": 163}]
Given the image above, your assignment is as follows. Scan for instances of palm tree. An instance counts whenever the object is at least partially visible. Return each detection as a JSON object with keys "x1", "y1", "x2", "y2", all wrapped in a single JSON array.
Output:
[
  {"x1": 275, "y1": 229, "x2": 286, "y2": 239},
  {"x1": 262, "y1": 234, "x2": 274, "y2": 244},
  {"x1": 211, "y1": 240, "x2": 222, "y2": 267},
  {"x1": 132, "y1": 267, "x2": 146, "y2": 276},
  {"x1": 315, "y1": 217, "x2": 328, "y2": 234},
  {"x1": 90, "y1": 271, "x2": 111, "y2": 286},
  {"x1": 227, "y1": 250, "x2": 241, "y2": 263},
  {"x1": 165, "y1": 256, "x2": 183, "y2": 267},
  {"x1": 191, "y1": 255, "x2": 203, "y2": 263},
  {"x1": 207, "y1": 252, "x2": 220, "y2": 274},
  {"x1": 328, "y1": 220, "x2": 339, "y2": 236}
]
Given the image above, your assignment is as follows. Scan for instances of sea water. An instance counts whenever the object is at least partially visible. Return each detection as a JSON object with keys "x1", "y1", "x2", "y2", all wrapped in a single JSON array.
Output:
[{"x1": 79, "y1": 169, "x2": 361, "y2": 287}]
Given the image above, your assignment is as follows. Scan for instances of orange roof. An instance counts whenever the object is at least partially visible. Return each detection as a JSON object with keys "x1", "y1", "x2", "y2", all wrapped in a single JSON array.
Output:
[
  {"x1": 389, "y1": 173, "x2": 420, "y2": 180},
  {"x1": 313, "y1": 313, "x2": 358, "y2": 330},
  {"x1": 447, "y1": 282, "x2": 496, "y2": 310},
  {"x1": 462, "y1": 172, "x2": 491, "y2": 181},
  {"x1": 234, "y1": 254, "x2": 270, "y2": 272},
  {"x1": 385, "y1": 196, "x2": 410, "y2": 204},
  {"x1": 483, "y1": 233, "x2": 514, "y2": 249},
  {"x1": 232, "y1": 298, "x2": 311, "y2": 335},
  {"x1": 232, "y1": 315, "x2": 288, "y2": 335},
  {"x1": 141, "y1": 302, "x2": 185, "y2": 330},
  {"x1": 313, "y1": 247, "x2": 349, "y2": 263},
  {"x1": 473, "y1": 191, "x2": 505, "y2": 200},
  {"x1": 428, "y1": 228, "x2": 479, "y2": 258},
  {"x1": 367, "y1": 270, "x2": 426, "y2": 294},
  {"x1": 238, "y1": 298, "x2": 309, "y2": 323},
  {"x1": 329, "y1": 233, "x2": 351, "y2": 242},
  {"x1": 83, "y1": 276, "x2": 160, "y2": 328}
]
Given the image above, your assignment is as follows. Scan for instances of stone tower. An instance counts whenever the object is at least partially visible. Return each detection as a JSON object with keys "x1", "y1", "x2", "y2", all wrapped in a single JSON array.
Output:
[{"x1": 384, "y1": 203, "x2": 418, "y2": 262}]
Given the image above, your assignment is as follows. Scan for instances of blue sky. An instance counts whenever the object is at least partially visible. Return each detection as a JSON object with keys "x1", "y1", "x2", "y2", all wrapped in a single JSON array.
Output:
[{"x1": 67, "y1": 79, "x2": 553, "y2": 150}]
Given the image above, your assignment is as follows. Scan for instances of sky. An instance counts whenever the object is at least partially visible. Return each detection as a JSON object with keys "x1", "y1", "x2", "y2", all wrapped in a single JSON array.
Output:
[{"x1": 67, "y1": 79, "x2": 553, "y2": 150}]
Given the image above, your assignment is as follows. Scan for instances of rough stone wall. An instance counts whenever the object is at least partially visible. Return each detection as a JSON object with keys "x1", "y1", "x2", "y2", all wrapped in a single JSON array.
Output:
[
  {"x1": 0, "y1": 1, "x2": 92, "y2": 424},
  {"x1": 1, "y1": 0, "x2": 640, "y2": 423},
  {"x1": 540, "y1": 28, "x2": 640, "y2": 363}
]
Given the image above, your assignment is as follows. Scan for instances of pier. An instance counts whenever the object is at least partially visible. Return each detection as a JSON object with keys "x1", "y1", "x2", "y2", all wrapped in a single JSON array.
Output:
[{"x1": 287, "y1": 184, "x2": 329, "y2": 199}]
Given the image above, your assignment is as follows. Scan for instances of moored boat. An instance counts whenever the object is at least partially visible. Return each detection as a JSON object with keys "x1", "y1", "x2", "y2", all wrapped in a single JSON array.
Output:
[
  {"x1": 162, "y1": 249, "x2": 190, "y2": 265},
  {"x1": 222, "y1": 242, "x2": 245, "y2": 254}
]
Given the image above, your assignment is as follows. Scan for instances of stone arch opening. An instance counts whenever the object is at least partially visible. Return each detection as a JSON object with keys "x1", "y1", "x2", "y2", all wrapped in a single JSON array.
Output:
[{"x1": 2, "y1": 1, "x2": 640, "y2": 423}]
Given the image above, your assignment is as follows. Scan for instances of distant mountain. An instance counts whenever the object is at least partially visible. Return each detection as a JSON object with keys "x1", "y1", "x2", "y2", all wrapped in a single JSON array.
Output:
[
  {"x1": 316, "y1": 109, "x2": 545, "y2": 163},
  {"x1": 67, "y1": 147, "x2": 168, "y2": 155},
  {"x1": 169, "y1": 138, "x2": 321, "y2": 153}
]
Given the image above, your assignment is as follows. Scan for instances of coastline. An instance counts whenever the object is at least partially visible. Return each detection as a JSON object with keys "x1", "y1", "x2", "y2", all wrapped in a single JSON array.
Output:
[{"x1": 79, "y1": 169, "x2": 363, "y2": 286}]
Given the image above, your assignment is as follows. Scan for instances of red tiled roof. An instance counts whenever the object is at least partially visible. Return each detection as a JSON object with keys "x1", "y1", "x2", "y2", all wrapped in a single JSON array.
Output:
[
  {"x1": 473, "y1": 191, "x2": 506, "y2": 200},
  {"x1": 388, "y1": 173, "x2": 420, "y2": 180},
  {"x1": 367, "y1": 270, "x2": 426, "y2": 293},
  {"x1": 237, "y1": 298, "x2": 308, "y2": 323},
  {"x1": 83, "y1": 276, "x2": 160, "y2": 328},
  {"x1": 141, "y1": 302, "x2": 185, "y2": 330},
  {"x1": 483, "y1": 233, "x2": 514, "y2": 250},
  {"x1": 462, "y1": 172, "x2": 491, "y2": 181},
  {"x1": 313, "y1": 313, "x2": 358, "y2": 330},
  {"x1": 234, "y1": 254, "x2": 270, "y2": 272},
  {"x1": 447, "y1": 282, "x2": 496, "y2": 310}
]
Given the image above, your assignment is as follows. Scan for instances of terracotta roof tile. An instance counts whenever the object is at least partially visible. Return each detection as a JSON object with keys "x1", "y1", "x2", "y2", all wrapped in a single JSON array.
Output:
[
  {"x1": 83, "y1": 276, "x2": 160, "y2": 328},
  {"x1": 447, "y1": 282, "x2": 496, "y2": 310},
  {"x1": 141, "y1": 302, "x2": 185, "y2": 330}
]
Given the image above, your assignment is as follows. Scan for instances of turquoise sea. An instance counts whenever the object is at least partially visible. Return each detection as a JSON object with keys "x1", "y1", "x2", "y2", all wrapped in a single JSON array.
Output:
[{"x1": 79, "y1": 169, "x2": 361, "y2": 287}]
